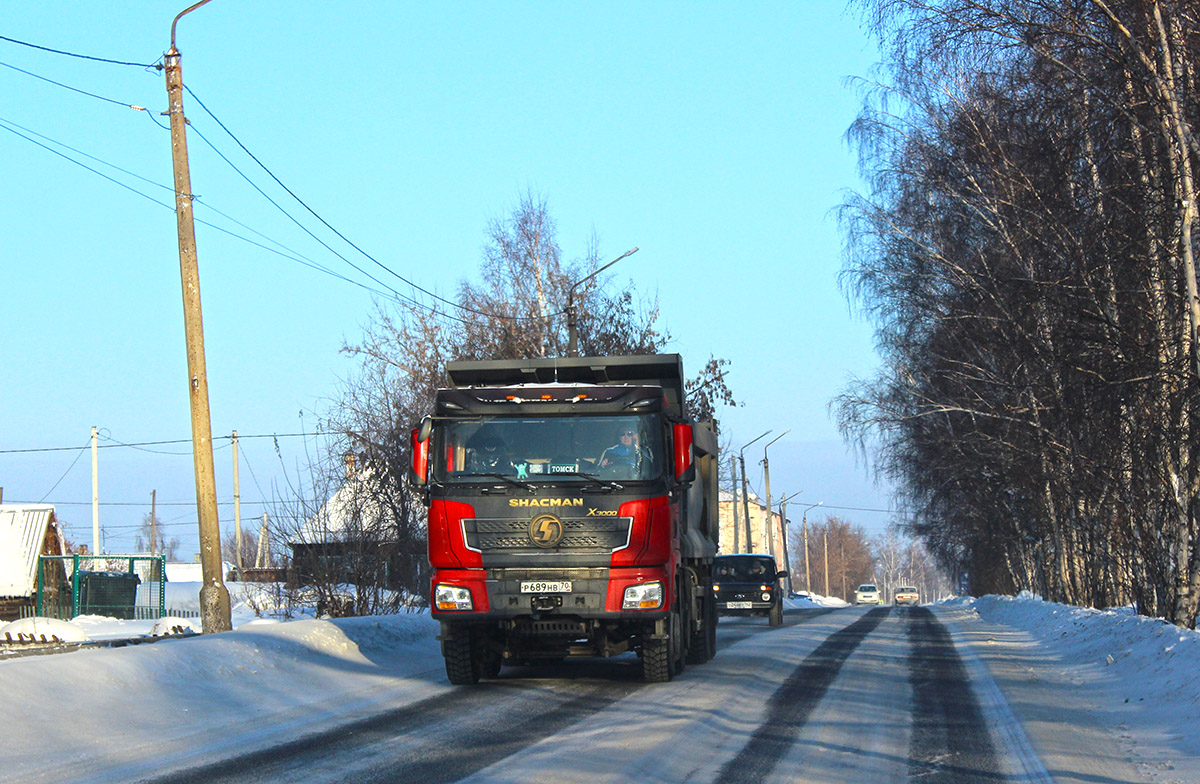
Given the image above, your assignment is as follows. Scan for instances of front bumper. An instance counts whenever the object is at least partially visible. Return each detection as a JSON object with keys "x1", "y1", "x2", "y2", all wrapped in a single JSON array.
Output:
[{"x1": 430, "y1": 565, "x2": 672, "y2": 622}]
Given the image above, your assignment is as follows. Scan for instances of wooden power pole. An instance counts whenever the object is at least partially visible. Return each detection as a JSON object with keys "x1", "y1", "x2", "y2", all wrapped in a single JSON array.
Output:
[{"x1": 165, "y1": 0, "x2": 230, "y2": 633}]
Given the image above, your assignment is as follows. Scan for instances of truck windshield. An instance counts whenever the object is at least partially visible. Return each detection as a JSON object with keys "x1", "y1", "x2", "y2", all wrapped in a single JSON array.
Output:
[{"x1": 432, "y1": 414, "x2": 664, "y2": 483}]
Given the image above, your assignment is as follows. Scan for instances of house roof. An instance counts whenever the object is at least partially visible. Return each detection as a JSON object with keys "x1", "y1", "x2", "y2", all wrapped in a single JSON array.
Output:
[{"x1": 0, "y1": 505, "x2": 62, "y2": 597}]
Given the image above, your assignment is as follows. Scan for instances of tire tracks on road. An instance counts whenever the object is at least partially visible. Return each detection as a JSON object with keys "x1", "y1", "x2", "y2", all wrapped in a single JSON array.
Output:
[
  {"x1": 143, "y1": 678, "x2": 641, "y2": 784},
  {"x1": 907, "y1": 606, "x2": 1004, "y2": 783},
  {"x1": 716, "y1": 607, "x2": 890, "y2": 783}
]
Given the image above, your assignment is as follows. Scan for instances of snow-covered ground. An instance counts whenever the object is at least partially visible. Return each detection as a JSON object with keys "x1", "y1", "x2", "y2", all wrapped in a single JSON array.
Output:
[{"x1": 0, "y1": 590, "x2": 1196, "y2": 783}]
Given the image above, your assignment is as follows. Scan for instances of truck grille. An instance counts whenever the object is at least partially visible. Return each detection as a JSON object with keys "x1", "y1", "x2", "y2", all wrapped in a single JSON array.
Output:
[{"x1": 462, "y1": 517, "x2": 632, "y2": 553}]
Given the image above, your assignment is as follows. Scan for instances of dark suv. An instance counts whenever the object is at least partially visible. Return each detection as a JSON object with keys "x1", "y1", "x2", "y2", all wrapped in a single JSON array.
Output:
[{"x1": 712, "y1": 554, "x2": 788, "y2": 626}]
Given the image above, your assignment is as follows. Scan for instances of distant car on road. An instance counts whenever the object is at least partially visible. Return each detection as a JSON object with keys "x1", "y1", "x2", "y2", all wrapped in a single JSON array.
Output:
[
  {"x1": 893, "y1": 586, "x2": 919, "y2": 606},
  {"x1": 854, "y1": 583, "x2": 882, "y2": 605},
  {"x1": 713, "y1": 554, "x2": 788, "y2": 626}
]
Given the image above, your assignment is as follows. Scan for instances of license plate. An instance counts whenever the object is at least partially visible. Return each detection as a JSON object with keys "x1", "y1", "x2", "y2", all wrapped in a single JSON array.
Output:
[
  {"x1": 725, "y1": 601, "x2": 752, "y2": 609},
  {"x1": 520, "y1": 581, "x2": 572, "y2": 593}
]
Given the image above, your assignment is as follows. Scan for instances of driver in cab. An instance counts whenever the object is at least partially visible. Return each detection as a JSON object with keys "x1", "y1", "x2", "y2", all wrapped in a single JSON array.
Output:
[
  {"x1": 466, "y1": 432, "x2": 515, "y2": 474},
  {"x1": 597, "y1": 427, "x2": 643, "y2": 470}
]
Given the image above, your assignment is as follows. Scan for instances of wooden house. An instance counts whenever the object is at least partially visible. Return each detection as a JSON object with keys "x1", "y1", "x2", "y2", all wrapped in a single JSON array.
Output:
[{"x1": 0, "y1": 504, "x2": 68, "y2": 621}]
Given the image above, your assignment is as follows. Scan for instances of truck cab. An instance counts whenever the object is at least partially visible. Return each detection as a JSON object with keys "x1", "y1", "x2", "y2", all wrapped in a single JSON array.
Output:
[{"x1": 411, "y1": 354, "x2": 720, "y2": 683}]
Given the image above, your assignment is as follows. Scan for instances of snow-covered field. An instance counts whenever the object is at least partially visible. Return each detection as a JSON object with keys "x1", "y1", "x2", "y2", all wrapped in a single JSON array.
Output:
[{"x1": 0, "y1": 590, "x2": 1196, "y2": 784}]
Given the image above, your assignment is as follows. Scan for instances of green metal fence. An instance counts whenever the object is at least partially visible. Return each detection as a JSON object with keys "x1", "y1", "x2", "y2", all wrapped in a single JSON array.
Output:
[{"x1": 36, "y1": 555, "x2": 166, "y2": 621}]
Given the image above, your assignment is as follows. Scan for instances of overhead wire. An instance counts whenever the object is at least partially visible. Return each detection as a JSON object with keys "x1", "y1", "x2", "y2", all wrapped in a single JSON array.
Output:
[
  {"x1": 0, "y1": 54, "x2": 476, "y2": 327},
  {"x1": 36, "y1": 439, "x2": 92, "y2": 503},
  {"x1": 0, "y1": 58, "x2": 147, "y2": 109},
  {"x1": 0, "y1": 33, "x2": 160, "y2": 68},
  {"x1": 184, "y1": 120, "x2": 476, "y2": 326},
  {"x1": 0, "y1": 116, "x2": 396, "y2": 299},
  {"x1": 184, "y1": 85, "x2": 565, "y2": 325},
  {"x1": 0, "y1": 49, "x2": 570, "y2": 330},
  {"x1": 0, "y1": 431, "x2": 335, "y2": 455}
]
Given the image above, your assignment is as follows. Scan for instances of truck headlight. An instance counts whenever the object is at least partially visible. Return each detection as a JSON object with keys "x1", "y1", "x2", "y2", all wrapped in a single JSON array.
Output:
[
  {"x1": 761, "y1": 592, "x2": 772, "y2": 602},
  {"x1": 622, "y1": 581, "x2": 664, "y2": 610},
  {"x1": 434, "y1": 584, "x2": 473, "y2": 611}
]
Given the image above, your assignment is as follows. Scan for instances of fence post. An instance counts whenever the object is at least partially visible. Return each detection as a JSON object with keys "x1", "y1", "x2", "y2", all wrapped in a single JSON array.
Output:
[{"x1": 72, "y1": 553, "x2": 80, "y2": 618}]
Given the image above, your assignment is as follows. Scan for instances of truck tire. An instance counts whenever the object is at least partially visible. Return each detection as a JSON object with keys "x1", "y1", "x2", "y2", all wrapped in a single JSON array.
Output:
[
  {"x1": 643, "y1": 610, "x2": 682, "y2": 683},
  {"x1": 672, "y1": 605, "x2": 687, "y2": 677},
  {"x1": 444, "y1": 634, "x2": 482, "y2": 685},
  {"x1": 687, "y1": 590, "x2": 715, "y2": 664},
  {"x1": 768, "y1": 600, "x2": 784, "y2": 627}
]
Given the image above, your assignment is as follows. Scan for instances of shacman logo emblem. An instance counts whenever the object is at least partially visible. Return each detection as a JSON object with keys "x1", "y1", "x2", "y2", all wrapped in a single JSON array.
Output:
[{"x1": 528, "y1": 514, "x2": 565, "y2": 548}]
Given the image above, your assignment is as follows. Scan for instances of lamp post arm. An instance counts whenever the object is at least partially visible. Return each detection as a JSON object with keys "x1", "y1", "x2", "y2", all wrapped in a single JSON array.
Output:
[{"x1": 567, "y1": 247, "x2": 638, "y2": 356}]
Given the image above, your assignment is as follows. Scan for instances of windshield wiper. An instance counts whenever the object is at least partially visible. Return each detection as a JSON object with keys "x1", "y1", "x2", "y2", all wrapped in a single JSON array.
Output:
[
  {"x1": 548, "y1": 470, "x2": 624, "y2": 491},
  {"x1": 460, "y1": 472, "x2": 537, "y2": 492}
]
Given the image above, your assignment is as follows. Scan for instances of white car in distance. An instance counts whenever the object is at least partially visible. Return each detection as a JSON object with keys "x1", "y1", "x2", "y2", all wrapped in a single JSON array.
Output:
[{"x1": 854, "y1": 583, "x2": 882, "y2": 605}]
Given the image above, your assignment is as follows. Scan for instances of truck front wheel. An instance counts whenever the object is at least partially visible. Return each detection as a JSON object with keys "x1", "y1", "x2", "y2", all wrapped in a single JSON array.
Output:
[
  {"x1": 443, "y1": 633, "x2": 482, "y2": 685},
  {"x1": 642, "y1": 610, "x2": 682, "y2": 683}
]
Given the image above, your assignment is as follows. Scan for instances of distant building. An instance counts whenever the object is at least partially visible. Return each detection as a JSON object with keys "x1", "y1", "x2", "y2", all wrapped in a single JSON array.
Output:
[
  {"x1": 0, "y1": 504, "x2": 67, "y2": 621},
  {"x1": 717, "y1": 490, "x2": 787, "y2": 561},
  {"x1": 289, "y1": 457, "x2": 426, "y2": 591}
]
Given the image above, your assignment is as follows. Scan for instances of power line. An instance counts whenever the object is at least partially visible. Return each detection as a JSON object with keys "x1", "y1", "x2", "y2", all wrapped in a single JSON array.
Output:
[
  {"x1": 0, "y1": 63, "x2": 561, "y2": 331},
  {"x1": 184, "y1": 85, "x2": 563, "y2": 325},
  {"x1": 184, "y1": 120, "x2": 475, "y2": 326},
  {"x1": 36, "y1": 440, "x2": 92, "y2": 503},
  {"x1": 0, "y1": 431, "x2": 333, "y2": 455},
  {"x1": 0, "y1": 116, "x2": 401, "y2": 301},
  {"x1": 0, "y1": 58, "x2": 149, "y2": 110},
  {"x1": 0, "y1": 34, "x2": 160, "y2": 68}
]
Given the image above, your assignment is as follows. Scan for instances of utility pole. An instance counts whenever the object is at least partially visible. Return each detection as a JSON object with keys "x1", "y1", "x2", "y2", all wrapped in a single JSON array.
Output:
[
  {"x1": 232, "y1": 429, "x2": 242, "y2": 580},
  {"x1": 91, "y1": 425, "x2": 99, "y2": 556},
  {"x1": 777, "y1": 492, "x2": 801, "y2": 595},
  {"x1": 151, "y1": 488, "x2": 160, "y2": 582},
  {"x1": 737, "y1": 430, "x2": 770, "y2": 554},
  {"x1": 739, "y1": 454, "x2": 755, "y2": 552},
  {"x1": 730, "y1": 456, "x2": 740, "y2": 553},
  {"x1": 823, "y1": 527, "x2": 830, "y2": 597},
  {"x1": 801, "y1": 501, "x2": 822, "y2": 595},
  {"x1": 761, "y1": 430, "x2": 789, "y2": 562},
  {"x1": 166, "y1": 0, "x2": 230, "y2": 633}
]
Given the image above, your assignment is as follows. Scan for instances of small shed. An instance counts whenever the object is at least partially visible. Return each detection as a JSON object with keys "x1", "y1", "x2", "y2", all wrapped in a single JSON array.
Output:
[{"x1": 0, "y1": 504, "x2": 67, "y2": 621}]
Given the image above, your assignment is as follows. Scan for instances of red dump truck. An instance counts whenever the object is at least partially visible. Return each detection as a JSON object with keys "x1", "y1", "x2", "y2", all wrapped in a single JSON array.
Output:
[{"x1": 409, "y1": 354, "x2": 720, "y2": 683}]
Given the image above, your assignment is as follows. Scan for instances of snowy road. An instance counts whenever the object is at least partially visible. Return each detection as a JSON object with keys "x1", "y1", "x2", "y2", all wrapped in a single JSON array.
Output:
[
  {"x1": 129, "y1": 606, "x2": 1145, "y2": 784},
  {"x1": 6, "y1": 599, "x2": 1192, "y2": 784}
]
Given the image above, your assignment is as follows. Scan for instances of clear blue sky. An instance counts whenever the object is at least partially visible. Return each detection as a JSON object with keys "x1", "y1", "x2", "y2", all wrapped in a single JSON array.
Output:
[{"x1": 1, "y1": 1, "x2": 894, "y2": 558}]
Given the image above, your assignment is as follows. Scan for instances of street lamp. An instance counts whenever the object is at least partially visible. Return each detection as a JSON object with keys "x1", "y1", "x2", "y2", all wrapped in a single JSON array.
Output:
[
  {"x1": 800, "y1": 501, "x2": 823, "y2": 594},
  {"x1": 761, "y1": 430, "x2": 789, "y2": 562},
  {"x1": 738, "y1": 430, "x2": 771, "y2": 552},
  {"x1": 566, "y1": 247, "x2": 638, "y2": 356}
]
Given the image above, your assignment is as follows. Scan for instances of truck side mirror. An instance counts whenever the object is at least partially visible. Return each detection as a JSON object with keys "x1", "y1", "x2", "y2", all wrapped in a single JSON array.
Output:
[
  {"x1": 410, "y1": 423, "x2": 430, "y2": 487},
  {"x1": 417, "y1": 416, "x2": 433, "y2": 442},
  {"x1": 673, "y1": 423, "x2": 695, "y2": 483}
]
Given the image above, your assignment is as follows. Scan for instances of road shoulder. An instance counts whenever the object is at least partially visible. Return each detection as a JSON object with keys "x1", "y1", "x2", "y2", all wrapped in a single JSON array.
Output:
[{"x1": 936, "y1": 604, "x2": 1185, "y2": 784}]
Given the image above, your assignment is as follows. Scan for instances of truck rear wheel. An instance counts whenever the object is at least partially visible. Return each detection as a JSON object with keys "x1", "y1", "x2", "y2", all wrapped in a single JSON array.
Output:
[
  {"x1": 687, "y1": 589, "x2": 716, "y2": 664},
  {"x1": 443, "y1": 634, "x2": 482, "y2": 685}
]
